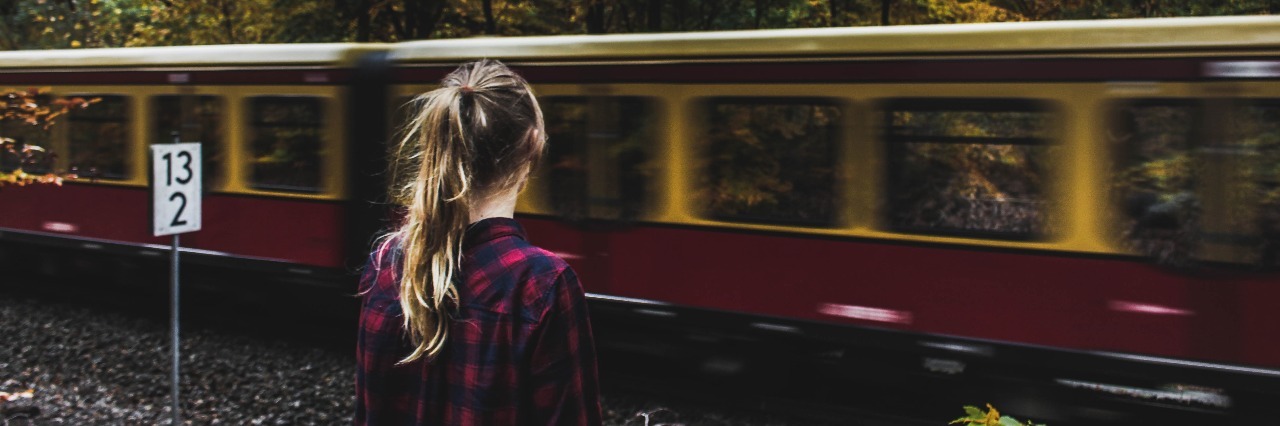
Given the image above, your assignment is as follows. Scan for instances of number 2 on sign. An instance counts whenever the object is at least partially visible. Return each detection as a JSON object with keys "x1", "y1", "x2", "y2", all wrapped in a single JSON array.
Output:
[
  {"x1": 152, "y1": 143, "x2": 201, "y2": 236},
  {"x1": 169, "y1": 192, "x2": 188, "y2": 226}
]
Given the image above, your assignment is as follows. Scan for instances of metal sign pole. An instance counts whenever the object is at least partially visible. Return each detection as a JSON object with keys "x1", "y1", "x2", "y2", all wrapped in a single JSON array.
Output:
[
  {"x1": 170, "y1": 232, "x2": 181, "y2": 426},
  {"x1": 169, "y1": 132, "x2": 181, "y2": 426},
  {"x1": 153, "y1": 132, "x2": 200, "y2": 426}
]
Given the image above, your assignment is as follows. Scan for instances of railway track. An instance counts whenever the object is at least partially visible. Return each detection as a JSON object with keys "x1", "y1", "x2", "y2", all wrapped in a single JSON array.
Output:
[{"x1": 0, "y1": 271, "x2": 850, "y2": 426}]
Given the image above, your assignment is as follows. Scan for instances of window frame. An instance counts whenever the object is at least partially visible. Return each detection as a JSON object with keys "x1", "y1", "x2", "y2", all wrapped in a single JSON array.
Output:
[
  {"x1": 65, "y1": 94, "x2": 131, "y2": 181},
  {"x1": 150, "y1": 95, "x2": 226, "y2": 191},
  {"x1": 881, "y1": 97, "x2": 1056, "y2": 241},
  {"x1": 245, "y1": 95, "x2": 327, "y2": 194},
  {"x1": 696, "y1": 96, "x2": 845, "y2": 228},
  {"x1": 539, "y1": 95, "x2": 659, "y2": 223},
  {"x1": 1105, "y1": 97, "x2": 1203, "y2": 232}
]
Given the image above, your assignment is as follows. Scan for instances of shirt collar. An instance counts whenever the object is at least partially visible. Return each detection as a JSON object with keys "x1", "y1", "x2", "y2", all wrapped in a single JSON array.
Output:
[{"x1": 462, "y1": 217, "x2": 527, "y2": 249}]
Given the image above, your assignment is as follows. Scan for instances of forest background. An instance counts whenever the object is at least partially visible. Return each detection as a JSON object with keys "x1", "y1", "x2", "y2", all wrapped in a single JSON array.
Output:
[{"x1": 0, "y1": 0, "x2": 1277, "y2": 50}]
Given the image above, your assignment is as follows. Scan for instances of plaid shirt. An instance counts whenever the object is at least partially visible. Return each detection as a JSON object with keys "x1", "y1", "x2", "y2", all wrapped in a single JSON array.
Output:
[{"x1": 356, "y1": 218, "x2": 602, "y2": 425}]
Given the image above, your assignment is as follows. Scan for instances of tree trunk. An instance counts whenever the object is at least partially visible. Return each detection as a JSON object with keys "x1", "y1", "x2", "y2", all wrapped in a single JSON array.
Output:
[
  {"x1": 647, "y1": 0, "x2": 663, "y2": 31},
  {"x1": 220, "y1": 0, "x2": 236, "y2": 43},
  {"x1": 407, "y1": 0, "x2": 448, "y2": 40},
  {"x1": 587, "y1": 0, "x2": 606, "y2": 34},
  {"x1": 404, "y1": 0, "x2": 419, "y2": 39},
  {"x1": 881, "y1": 0, "x2": 891, "y2": 26},
  {"x1": 0, "y1": 22, "x2": 19, "y2": 49},
  {"x1": 482, "y1": 0, "x2": 497, "y2": 34},
  {"x1": 354, "y1": 0, "x2": 371, "y2": 42},
  {"x1": 398, "y1": 0, "x2": 446, "y2": 40},
  {"x1": 675, "y1": 0, "x2": 685, "y2": 30},
  {"x1": 753, "y1": 0, "x2": 764, "y2": 28}
]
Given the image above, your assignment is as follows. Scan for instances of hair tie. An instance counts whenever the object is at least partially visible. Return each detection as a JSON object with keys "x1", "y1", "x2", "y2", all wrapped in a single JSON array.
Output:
[{"x1": 459, "y1": 85, "x2": 474, "y2": 94}]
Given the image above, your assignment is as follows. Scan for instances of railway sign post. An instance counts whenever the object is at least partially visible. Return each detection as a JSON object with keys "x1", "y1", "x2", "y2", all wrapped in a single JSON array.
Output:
[{"x1": 151, "y1": 140, "x2": 201, "y2": 426}]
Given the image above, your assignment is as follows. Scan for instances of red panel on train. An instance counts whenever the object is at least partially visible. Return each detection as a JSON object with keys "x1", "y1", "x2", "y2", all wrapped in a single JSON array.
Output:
[{"x1": 0, "y1": 184, "x2": 344, "y2": 268}]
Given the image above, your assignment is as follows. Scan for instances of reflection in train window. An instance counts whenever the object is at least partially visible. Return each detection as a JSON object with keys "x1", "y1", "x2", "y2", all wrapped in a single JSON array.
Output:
[
  {"x1": 542, "y1": 97, "x2": 655, "y2": 221},
  {"x1": 1110, "y1": 101, "x2": 1199, "y2": 263},
  {"x1": 0, "y1": 93, "x2": 53, "y2": 175},
  {"x1": 886, "y1": 99, "x2": 1053, "y2": 238},
  {"x1": 67, "y1": 95, "x2": 128, "y2": 180},
  {"x1": 153, "y1": 96, "x2": 224, "y2": 188},
  {"x1": 1229, "y1": 103, "x2": 1280, "y2": 266},
  {"x1": 249, "y1": 97, "x2": 324, "y2": 193},
  {"x1": 698, "y1": 99, "x2": 840, "y2": 227},
  {"x1": 1115, "y1": 100, "x2": 1280, "y2": 265}
]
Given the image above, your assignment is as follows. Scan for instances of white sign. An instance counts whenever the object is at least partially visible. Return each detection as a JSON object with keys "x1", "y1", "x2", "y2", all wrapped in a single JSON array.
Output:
[{"x1": 151, "y1": 143, "x2": 202, "y2": 236}]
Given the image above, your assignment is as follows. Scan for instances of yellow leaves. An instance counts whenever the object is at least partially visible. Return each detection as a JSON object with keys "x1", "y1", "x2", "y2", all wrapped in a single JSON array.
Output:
[
  {"x1": 950, "y1": 403, "x2": 1044, "y2": 426},
  {"x1": 0, "y1": 169, "x2": 70, "y2": 187},
  {"x1": 3, "y1": 88, "x2": 97, "y2": 130},
  {"x1": 0, "y1": 88, "x2": 89, "y2": 188},
  {"x1": 984, "y1": 404, "x2": 1001, "y2": 425},
  {"x1": 0, "y1": 389, "x2": 34, "y2": 402},
  {"x1": 70, "y1": 40, "x2": 82, "y2": 48}
]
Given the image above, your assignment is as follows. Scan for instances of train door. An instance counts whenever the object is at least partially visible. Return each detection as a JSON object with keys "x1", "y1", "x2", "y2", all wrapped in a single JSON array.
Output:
[{"x1": 534, "y1": 96, "x2": 657, "y2": 295}]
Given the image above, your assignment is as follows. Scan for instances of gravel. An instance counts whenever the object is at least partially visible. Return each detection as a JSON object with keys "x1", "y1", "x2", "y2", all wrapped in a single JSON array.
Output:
[{"x1": 0, "y1": 289, "x2": 819, "y2": 426}]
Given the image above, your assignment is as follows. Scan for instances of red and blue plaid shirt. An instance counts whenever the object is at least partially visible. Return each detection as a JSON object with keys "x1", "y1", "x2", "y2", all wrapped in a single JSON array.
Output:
[{"x1": 356, "y1": 217, "x2": 602, "y2": 425}]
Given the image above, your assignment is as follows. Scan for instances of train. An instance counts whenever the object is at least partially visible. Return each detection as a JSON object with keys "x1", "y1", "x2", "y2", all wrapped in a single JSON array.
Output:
[{"x1": 2, "y1": 15, "x2": 1279, "y2": 423}]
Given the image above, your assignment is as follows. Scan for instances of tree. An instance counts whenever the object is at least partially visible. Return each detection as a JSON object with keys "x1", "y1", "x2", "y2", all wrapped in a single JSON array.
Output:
[{"x1": 3, "y1": 0, "x2": 1277, "y2": 48}]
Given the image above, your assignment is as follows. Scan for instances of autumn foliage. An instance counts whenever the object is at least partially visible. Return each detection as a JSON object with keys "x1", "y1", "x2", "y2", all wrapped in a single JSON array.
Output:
[
  {"x1": 951, "y1": 403, "x2": 1045, "y2": 426},
  {"x1": 0, "y1": 87, "x2": 99, "y2": 187},
  {"x1": 0, "y1": 0, "x2": 1275, "y2": 50}
]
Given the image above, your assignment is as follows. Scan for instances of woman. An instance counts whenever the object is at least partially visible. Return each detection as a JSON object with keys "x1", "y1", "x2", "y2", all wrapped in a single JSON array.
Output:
[{"x1": 356, "y1": 60, "x2": 602, "y2": 426}]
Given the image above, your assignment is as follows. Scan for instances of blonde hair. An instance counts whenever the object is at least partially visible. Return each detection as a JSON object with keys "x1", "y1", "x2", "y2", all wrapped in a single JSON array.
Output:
[{"x1": 387, "y1": 59, "x2": 545, "y2": 363}]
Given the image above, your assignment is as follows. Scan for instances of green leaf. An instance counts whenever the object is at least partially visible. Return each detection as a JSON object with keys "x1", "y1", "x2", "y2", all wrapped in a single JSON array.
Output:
[
  {"x1": 999, "y1": 416, "x2": 1024, "y2": 426},
  {"x1": 963, "y1": 406, "x2": 984, "y2": 418}
]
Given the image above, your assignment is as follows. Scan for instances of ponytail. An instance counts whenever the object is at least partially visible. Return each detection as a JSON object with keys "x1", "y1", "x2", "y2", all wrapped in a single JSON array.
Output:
[{"x1": 387, "y1": 60, "x2": 545, "y2": 363}]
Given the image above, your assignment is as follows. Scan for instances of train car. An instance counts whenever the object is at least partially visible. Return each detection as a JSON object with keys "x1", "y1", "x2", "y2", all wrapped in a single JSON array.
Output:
[
  {"x1": 392, "y1": 16, "x2": 1280, "y2": 422},
  {"x1": 2, "y1": 15, "x2": 1280, "y2": 423},
  {"x1": 0, "y1": 43, "x2": 390, "y2": 290}
]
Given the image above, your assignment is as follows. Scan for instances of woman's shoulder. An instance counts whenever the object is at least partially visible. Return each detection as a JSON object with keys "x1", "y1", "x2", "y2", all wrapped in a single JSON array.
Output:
[
  {"x1": 469, "y1": 236, "x2": 579, "y2": 321},
  {"x1": 508, "y1": 242, "x2": 572, "y2": 280},
  {"x1": 511, "y1": 243, "x2": 584, "y2": 315}
]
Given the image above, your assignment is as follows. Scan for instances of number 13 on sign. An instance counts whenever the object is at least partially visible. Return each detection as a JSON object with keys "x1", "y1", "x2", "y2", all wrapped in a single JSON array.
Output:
[{"x1": 152, "y1": 143, "x2": 201, "y2": 236}]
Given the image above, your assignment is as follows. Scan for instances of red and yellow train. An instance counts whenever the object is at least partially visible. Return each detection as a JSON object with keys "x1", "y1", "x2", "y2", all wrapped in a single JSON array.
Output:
[{"x1": 2, "y1": 15, "x2": 1279, "y2": 422}]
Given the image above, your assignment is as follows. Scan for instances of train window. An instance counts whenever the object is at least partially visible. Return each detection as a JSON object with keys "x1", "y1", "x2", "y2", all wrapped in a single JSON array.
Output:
[
  {"x1": 1114, "y1": 99, "x2": 1280, "y2": 266},
  {"x1": 0, "y1": 93, "x2": 53, "y2": 175},
  {"x1": 248, "y1": 96, "x2": 324, "y2": 193},
  {"x1": 696, "y1": 99, "x2": 841, "y2": 227},
  {"x1": 542, "y1": 97, "x2": 656, "y2": 221},
  {"x1": 67, "y1": 95, "x2": 129, "y2": 180},
  {"x1": 152, "y1": 96, "x2": 224, "y2": 188},
  {"x1": 1232, "y1": 102, "x2": 1280, "y2": 265},
  {"x1": 1109, "y1": 101, "x2": 1199, "y2": 263},
  {"x1": 885, "y1": 99, "x2": 1053, "y2": 238}
]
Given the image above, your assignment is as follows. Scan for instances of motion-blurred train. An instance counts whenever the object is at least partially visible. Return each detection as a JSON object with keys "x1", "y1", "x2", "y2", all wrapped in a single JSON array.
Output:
[{"x1": 2, "y1": 15, "x2": 1279, "y2": 423}]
